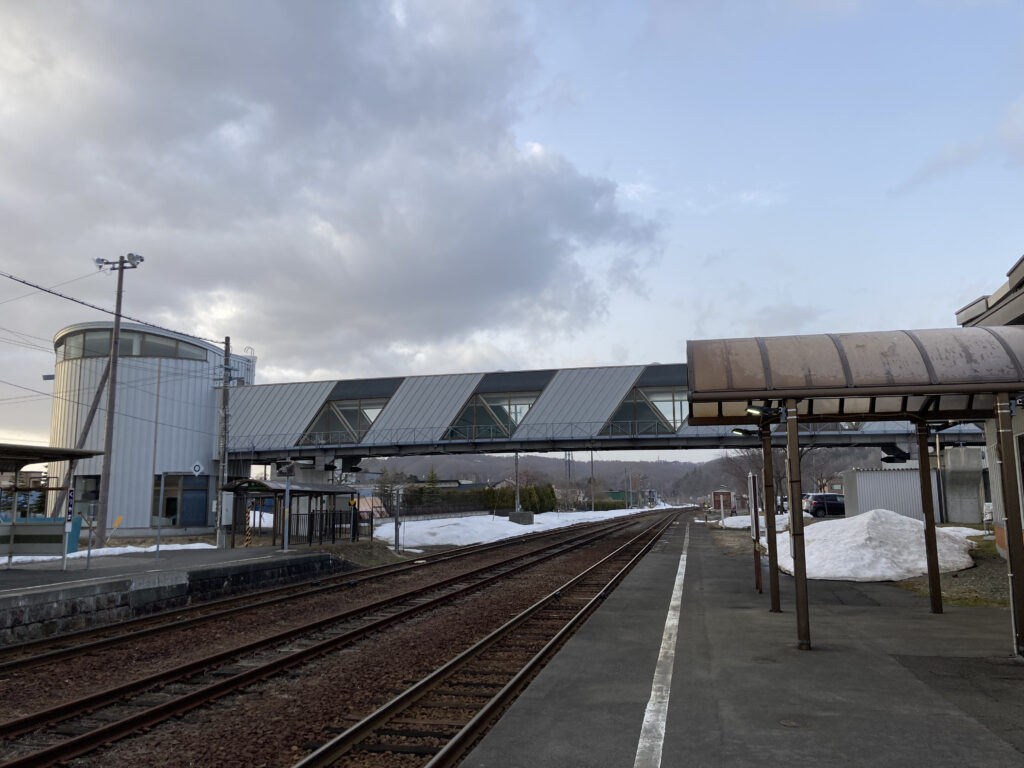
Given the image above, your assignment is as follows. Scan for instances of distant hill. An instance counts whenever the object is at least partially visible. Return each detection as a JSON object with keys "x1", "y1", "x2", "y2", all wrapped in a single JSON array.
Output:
[{"x1": 360, "y1": 445, "x2": 886, "y2": 506}]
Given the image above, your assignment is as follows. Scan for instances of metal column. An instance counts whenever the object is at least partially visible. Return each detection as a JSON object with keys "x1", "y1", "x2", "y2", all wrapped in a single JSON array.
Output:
[
  {"x1": 915, "y1": 421, "x2": 943, "y2": 614},
  {"x1": 761, "y1": 426, "x2": 781, "y2": 613},
  {"x1": 995, "y1": 393, "x2": 1024, "y2": 655},
  {"x1": 785, "y1": 398, "x2": 811, "y2": 650}
]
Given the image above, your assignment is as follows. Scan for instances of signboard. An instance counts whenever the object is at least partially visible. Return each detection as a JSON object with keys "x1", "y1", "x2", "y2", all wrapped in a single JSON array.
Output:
[
  {"x1": 191, "y1": 462, "x2": 204, "y2": 477},
  {"x1": 66, "y1": 489, "x2": 75, "y2": 522}
]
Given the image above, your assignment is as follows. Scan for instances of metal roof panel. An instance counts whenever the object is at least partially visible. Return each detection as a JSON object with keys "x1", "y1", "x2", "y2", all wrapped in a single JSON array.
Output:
[
  {"x1": 362, "y1": 373, "x2": 483, "y2": 445},
  {"x1": 515, "y1": 366, "x2": 644, "y2": 440},
  {"x1": 229, "y1": 381, "x2": 336, "y2": 451}
]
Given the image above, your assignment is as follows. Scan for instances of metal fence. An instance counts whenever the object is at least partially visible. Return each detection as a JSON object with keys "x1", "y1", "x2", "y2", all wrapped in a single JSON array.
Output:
[{"x1": 285, "y1": 508, "x2": 373, "y2": 545}]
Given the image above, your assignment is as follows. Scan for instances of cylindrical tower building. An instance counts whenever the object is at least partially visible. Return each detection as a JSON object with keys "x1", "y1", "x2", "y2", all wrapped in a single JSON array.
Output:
[{"x1": 47, "y1": 322, "x2": 255, "y2": 536}]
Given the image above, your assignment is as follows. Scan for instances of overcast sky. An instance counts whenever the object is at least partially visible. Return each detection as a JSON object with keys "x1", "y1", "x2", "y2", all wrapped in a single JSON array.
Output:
[{"x1": 1, "y1": 0, "x2": 1022, "y2": 453}]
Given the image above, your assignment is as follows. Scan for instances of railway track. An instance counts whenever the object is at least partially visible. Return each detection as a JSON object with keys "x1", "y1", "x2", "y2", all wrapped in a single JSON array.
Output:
[
  {"x1": 293, "y1": 512, "x2": 680, "y2": 767},
  {"x1": 0, "y1": 513, "x2": 651, "y2": 673},
  {"x1": 0, "y1": 511, "x2": 674, "y2": 767}
]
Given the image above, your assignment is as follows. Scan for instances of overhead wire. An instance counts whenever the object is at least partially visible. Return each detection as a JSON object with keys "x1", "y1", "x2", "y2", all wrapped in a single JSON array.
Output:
[
  {"x1": 0, "y1": 270, "x2": 102, "y2": 307},
  {"x1": 0, "y1": 268, "x2": 223, "y2": 345},
  {"x1": 0, "y1": 376, "x2": 218, "y2": 438}
]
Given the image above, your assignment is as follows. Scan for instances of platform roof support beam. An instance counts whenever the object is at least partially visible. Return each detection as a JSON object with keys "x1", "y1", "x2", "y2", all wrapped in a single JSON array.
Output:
[
  {"x1": 915, "y1": 421, "x2": 943, "y2": 614},
  {"x1": 784, "y1": 399, "x2": 811, "y2": 650},
  {"x1": 995, "y1": 393, "x2": 1024, "y2": 656},
  {"x1": 760, "y1": 426, "x2": 781, "y2": 613}
]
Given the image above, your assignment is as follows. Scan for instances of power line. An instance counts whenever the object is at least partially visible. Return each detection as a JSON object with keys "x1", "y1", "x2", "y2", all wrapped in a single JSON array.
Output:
[
  {"x1": 0, "y1": 269, "x2": 223, "y2": 346},
  {"x1": 0, "y1": 270, "x2": 101, "y2": 307},
  {"x1": 0, "y1": 376, "x2": 217, "y2": 439}
]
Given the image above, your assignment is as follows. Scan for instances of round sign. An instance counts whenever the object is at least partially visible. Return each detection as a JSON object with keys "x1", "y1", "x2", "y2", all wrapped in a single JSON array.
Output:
[{"x1": 192, "y1": 462, "x2": 204, "y2": 476}]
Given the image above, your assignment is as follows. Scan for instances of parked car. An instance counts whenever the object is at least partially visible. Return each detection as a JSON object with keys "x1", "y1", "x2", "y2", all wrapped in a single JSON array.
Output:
[{"x1": 803, "y1": 492, "x2": 845, "y2": 518}]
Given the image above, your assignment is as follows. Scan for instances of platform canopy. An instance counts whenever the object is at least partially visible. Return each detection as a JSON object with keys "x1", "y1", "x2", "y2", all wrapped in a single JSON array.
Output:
[
  {"x1": 686, "y1": 327, "x2": 1024, "y2": 425},
  {"x1": 0, "y1": 443, "x2": 103, "y2": 474},
  {"x1": 222, "y1": 479, "x2": 356, "y2": 496}
]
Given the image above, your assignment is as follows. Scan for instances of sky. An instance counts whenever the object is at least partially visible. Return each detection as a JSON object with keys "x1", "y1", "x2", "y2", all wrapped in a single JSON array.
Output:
[{"x1": 1, "y1": 0, "x2": 1023, "y2": 451}]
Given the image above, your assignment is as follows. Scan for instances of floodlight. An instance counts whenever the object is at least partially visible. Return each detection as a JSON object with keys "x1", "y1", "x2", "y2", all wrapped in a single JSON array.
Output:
[{"x1": 746, "y1": 405, "x2": 781, "y2": 421}]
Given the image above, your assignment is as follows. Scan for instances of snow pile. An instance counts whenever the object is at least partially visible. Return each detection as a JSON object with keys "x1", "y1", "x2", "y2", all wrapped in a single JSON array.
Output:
[
  {"x1": 374, "y1": 507, "x2": 654, "y2": 548},
  {"x1": 7, "y1": 542, "x2": 216, "y2": 565},
  {"x1": 719, "y1": 512, "x2": 810, "y2": 532},
  {"x1": 774, "y1": 508, "x2": 977, "y2": 581}
]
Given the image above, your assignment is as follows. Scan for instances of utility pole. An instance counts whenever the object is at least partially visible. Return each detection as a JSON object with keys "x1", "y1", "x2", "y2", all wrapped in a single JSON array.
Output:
[
  {"x1": 217, "y1": 336, "x2": 231, "y2": 548},
  {"x1": 590, "y1": 450, "x2": 595, "y2": 512},
  {"x1": 514, "y1": 451, "x2": 521, "y2": 512},
  {"x1": 95, "y1": 253, "x2": 144, "y2": 544}
]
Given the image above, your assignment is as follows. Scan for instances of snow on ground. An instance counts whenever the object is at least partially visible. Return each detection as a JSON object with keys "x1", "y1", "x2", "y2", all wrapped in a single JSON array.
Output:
[
  {"x1": 10, "y1": 506, "x2": 982, "y2": 584},
  {"x1": 6, "y1": 542, "x2": 216, "y2": 565},
  {"x1": 373, "y1": 506, "x2": 663, "y2": 549},
  {"x1": 718, "y1": 513, "x2": 811, "y2": 532},
  {"x1": 772, "y1": 508, "x2": 978, "y2": 581}
]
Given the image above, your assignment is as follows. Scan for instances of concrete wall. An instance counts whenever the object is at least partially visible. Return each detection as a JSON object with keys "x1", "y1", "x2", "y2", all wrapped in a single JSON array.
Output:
[{"x1": 0, "y1": 552, "x2": 342, "y2": 644}]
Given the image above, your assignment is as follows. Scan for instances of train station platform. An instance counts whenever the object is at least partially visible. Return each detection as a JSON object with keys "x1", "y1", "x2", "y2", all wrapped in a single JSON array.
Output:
[
  {"x1": 465, "y1": 512, "x2": 1024, "y2": 768},
  {"x1": 0, "y1": 545, "x2": 342, "y2": 645}
]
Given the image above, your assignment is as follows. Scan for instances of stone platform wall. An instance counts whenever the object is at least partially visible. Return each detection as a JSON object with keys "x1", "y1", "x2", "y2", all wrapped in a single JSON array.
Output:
[{"x1": 0, "y1": 552, "x2": 344, "y2": 645}]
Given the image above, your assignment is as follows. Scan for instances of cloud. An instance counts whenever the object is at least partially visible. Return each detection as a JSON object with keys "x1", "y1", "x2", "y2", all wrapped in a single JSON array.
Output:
[
  {"x1": 890, "y1": 139, "x2": 989, "y2": 195},
  {"x1": 680, "y1": 183, "x2": 789, "y2": 216},
  {"x1": 0, "y1": 0, "x2": 661, "y2": 407}
]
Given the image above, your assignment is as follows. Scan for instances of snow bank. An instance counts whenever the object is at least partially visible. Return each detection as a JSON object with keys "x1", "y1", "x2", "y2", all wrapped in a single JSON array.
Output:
[
  {"x1": 374, "y1": 507, "x2": 655, "y2": 548},
  {"x1": 719, "y1": 512, "x2": 810, "y2": 532},
  {"x1": 774, "y1": 508, "x2": 976, "y2": 581},
  {"x1": 7, "y1": 542, "x2": 216, "y2": 565}
]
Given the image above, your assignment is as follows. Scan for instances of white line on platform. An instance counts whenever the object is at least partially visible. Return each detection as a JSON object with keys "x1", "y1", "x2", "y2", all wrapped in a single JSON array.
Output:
[{"x1": 633, "y1": 521, "x2": 690, "y2": 768}]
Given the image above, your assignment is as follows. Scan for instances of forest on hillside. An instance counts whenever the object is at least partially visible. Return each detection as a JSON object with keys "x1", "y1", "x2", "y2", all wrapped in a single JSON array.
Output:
[{"x1": 360, "y1": 445, "x2": 888, "y2": 506}]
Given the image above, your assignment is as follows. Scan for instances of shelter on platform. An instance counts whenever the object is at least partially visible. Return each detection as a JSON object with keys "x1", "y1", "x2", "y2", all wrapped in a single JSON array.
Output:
[
  {"x1": 222, "y1": 479, "x2": 359, "y2": 547},
  {"x1": 0, "y1": 443, "x2": 102, "y2": 522},
  {"x1": 687, "y1": 326, "x2": 1024, "y2": 656}
]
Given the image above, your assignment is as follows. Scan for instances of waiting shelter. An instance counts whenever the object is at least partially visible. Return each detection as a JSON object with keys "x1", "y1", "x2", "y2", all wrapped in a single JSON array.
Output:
[
  {"x1": 222, "y1": 478, "x2": 360, "y2": 548},
  {"x1": 686, "y1": 327, "x2": 1024, "y2": 656},
  {"x1": 0, "y1": 443, "x2": 103, "y2": 566}
]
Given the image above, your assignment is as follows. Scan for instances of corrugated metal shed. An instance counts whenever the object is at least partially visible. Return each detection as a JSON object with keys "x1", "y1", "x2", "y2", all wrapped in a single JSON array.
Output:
[
  {"x1": 842, "y1": 467, "x2": 941, "y2": 523},
  {"x1": 229, "y1": 381, "x2": 336, "y2": 451},
  {"x1": 362, "y1": 373, "x2": 482, "y2": 445},
  {"x1": 514, "y1": 366, "x2": 644, "y2": 440}
]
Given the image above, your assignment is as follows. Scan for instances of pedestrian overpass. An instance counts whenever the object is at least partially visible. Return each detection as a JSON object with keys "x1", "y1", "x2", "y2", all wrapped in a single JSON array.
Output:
[{"x1": 226, "y1": 359, "x2": 981, "y2": 468}]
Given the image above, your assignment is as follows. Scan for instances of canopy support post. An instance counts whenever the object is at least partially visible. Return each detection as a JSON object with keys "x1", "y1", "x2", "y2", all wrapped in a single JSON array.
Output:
[
  {"x1": 995, "y1": 393, "x2": 1024, "y2": 655},
  {"x1": 915, "y1": 421, "x2": 943, "y2": 614},
  {"x1": 785, "y1": 399, "x2": 811, "y2": 650},
  {"x1": 760, "y1": 426, "x2": 781, "y2": 613}
]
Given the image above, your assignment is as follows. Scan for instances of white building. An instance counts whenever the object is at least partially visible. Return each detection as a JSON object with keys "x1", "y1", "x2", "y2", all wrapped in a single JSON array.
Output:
[{"x1": 47, "y1": 322, "x2": 255, "y2": 535}]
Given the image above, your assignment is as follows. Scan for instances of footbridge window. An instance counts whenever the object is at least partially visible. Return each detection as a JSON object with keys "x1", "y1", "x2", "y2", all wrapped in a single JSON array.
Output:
[
  {"x1": 444, "y1": 392, "x2": 540, "y2": 440},
  {"x1": 298, "y1": 398, "x2": 389, "y2": 446},
  {"x1": 601, "y1": 387, "x2": 686, "y2": 436}
]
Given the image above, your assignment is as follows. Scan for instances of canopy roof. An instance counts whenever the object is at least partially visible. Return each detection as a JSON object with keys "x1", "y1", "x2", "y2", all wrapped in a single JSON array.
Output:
[
  {"x1": 0, "y1": 443, "x2": 103, "y2": 474},
  {"x1": 222, "y1": 479, "x2": 356, "y2": 495},
  {"x1": 687, "y1": 327, "x2": 1024, "y2": 424}
]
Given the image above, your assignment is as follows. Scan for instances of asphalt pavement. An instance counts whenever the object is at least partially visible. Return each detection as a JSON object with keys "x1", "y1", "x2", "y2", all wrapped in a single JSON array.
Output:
[{"x1": 465, "y1": 513, "x2": 1024, "y2": 768}]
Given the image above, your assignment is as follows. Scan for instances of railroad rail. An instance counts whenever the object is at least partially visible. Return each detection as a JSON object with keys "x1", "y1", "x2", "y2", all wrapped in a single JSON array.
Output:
[
  {"x1": 0, "y1": 512, "x2": 673, "y2": 767},
  {"x1": 0, "y1": 512, "x2": 655, "y2": 672},
  {"x1": 293, "y1": 512, "x2": 679, "y2": 767}
]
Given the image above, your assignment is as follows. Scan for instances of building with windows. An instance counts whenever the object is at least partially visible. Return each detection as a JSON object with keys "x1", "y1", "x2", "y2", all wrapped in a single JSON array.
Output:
[{"x1": 47, "y1": 322, "x2": 255, "y2": 534}]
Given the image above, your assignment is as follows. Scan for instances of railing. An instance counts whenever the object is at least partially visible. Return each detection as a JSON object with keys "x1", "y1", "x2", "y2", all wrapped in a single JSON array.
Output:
[
  {"x1": 286, "y1": 508, "x2": 372, "y2": 545},
  {"x1": 229, "y1": 419, "x2": 945, "y2": 454}
]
